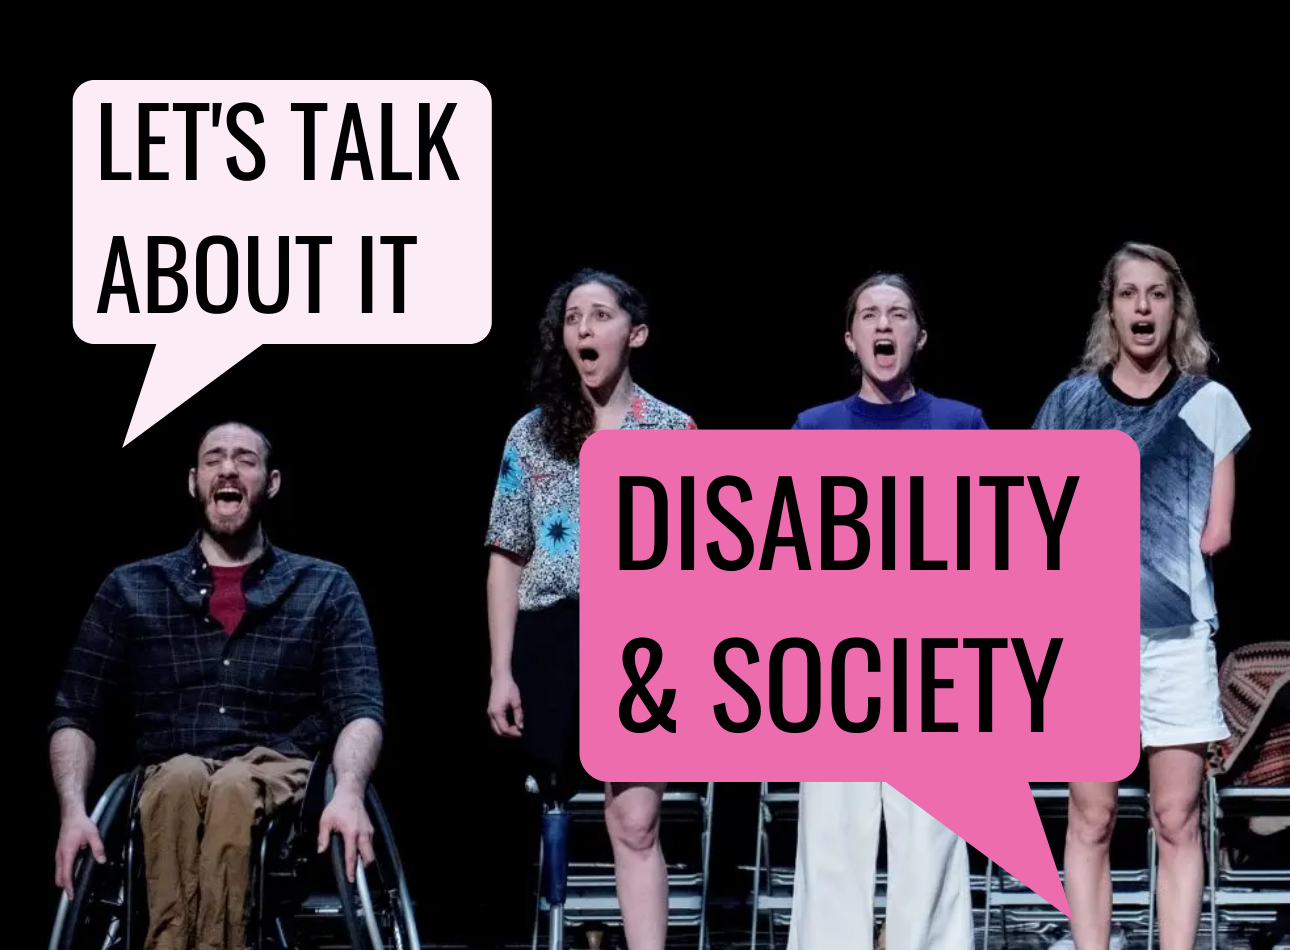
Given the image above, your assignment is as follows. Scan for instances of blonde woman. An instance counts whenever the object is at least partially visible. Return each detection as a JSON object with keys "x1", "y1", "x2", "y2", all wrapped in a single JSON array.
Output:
[{"x1": 1032, "y1": 243, "x2": 1250, "y2": 950}]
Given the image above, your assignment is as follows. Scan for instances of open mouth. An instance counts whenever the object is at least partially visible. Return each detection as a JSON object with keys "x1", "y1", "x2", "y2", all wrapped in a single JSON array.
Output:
[
  {"x1": 578, "y1": 347, "x2": 600, "y2": 367},
  {"x1": 873, "y1": 339, "x2": 897, "y2": 368},
  {"x1": 1130, "y1": 320, "x2": 1155, "y2": 342},
  {"x1": 212, "y1": 485, "x2": 245, "y2": 514}
]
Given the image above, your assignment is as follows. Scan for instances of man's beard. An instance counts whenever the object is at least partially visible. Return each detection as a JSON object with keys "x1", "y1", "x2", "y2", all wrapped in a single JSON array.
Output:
[{"x1": 200, "y1": 483, "x2": 269, "y2": 540}]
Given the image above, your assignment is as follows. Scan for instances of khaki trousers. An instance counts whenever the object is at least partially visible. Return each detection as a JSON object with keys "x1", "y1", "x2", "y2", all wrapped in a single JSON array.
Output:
[{"x1": 138, "y1": 746, "x2": 311, "y2": 950}]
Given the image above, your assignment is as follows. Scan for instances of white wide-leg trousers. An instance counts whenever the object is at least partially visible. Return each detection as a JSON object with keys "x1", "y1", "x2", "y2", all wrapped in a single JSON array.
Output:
[{"x1": 787, "y1": 782, "x2": 973, "y2": 950}]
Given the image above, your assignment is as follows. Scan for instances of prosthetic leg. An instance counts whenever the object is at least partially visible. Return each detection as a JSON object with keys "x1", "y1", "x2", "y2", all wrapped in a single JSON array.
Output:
[{"x1": 528, "y1": 766, "x2": 578, "y2": 950}]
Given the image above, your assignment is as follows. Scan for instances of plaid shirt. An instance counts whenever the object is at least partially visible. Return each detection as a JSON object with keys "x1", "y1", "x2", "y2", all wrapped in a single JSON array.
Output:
[{"x1": 50, "y1": 533, "x2": 385, "y2": 765}]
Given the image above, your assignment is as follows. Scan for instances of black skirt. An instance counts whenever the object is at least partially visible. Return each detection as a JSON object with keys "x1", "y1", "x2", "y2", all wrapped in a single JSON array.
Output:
[{"x1": 511, "y1": 598, "x2": 581, "y2": 780}]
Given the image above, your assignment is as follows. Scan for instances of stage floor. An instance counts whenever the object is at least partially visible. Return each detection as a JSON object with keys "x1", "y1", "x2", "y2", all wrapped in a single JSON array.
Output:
[{"x1": 415, "y1": 927, "x2": 1290, "y2": 950}]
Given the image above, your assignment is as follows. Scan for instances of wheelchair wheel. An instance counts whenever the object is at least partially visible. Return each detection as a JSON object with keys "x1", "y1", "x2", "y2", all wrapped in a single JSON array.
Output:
[
  {"x1": 49, "y1": 770, "x2": 145, "y2": 950},
  {"x1": 324, "y1": 769, "x2": 421, "y2": 950}
]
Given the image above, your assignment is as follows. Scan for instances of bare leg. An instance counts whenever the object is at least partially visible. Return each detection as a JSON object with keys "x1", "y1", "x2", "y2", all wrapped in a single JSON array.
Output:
[
  {"x1": 1064, "y1": 782, "x2": 1118, "y2": 950},
  {"x1": 605, "y1": 782, "x2": 668, "y2": 950},
  {"x1": 1148, "y1": 745, "x2": 1206, "y2": 950}
]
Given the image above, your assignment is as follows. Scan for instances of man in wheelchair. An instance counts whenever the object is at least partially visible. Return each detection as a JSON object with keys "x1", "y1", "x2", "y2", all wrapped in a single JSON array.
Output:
[{"x1": 48, "y1": 421, "x2": 386, "y2": 950}]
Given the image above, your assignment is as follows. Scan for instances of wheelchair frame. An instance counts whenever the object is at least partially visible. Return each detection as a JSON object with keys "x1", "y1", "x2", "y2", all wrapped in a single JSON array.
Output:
[{"x1": 48, "y1": 751, "x2": 420, "y2": 950}]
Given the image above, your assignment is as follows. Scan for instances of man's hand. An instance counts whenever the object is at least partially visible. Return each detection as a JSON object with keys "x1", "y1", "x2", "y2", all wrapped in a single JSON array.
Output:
[
  {"x1": 54, "y1": 813, "x2": 105, "y2": 897},
  {"x1": 488, "y1": 673, "x2": 523, "y2": 738},
  {"x1": 1200, "y1": 521, "x2": 1231, "y2": 556},
  {"x1": 317, "y1": 786, "x2": 375, "y2": 882}
]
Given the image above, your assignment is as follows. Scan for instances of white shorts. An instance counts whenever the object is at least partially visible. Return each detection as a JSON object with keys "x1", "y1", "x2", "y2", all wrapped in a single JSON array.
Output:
[{"x1": 1140, "y1": 623, "x2": 1230, "y2": 749}]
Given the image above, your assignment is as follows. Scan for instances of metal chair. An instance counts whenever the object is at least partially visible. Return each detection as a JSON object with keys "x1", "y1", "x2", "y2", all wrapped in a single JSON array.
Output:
[
  {"x1": 529, "y1": 777, "x2": 714, "y2": 950},
  {"x1": 1204, "y1": 777, "x2": 1290, "y2": 950},
  {"x1": 747, "y1": 782, "x2": 994, "y2": 950},
  {"x1": 981, "y1": 784, "x2": 1156, "y2": 949}
]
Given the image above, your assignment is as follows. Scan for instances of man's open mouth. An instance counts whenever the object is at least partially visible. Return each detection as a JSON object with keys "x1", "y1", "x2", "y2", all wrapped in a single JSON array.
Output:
[{"x1": 213, "y1": 486, "x2": 244, "y2": 512}]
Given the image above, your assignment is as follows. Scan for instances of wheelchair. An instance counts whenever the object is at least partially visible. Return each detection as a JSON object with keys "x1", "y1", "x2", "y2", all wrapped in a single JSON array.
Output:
[{"x1": 48, "y1": 749, "x2": 420, "y2": 950}]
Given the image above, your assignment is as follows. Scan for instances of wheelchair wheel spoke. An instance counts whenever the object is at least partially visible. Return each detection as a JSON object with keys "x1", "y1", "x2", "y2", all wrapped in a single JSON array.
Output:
[
  {"x1": 390, "y1": 907, "x2": 407, "y2": 950},
  {"x1": 63, "y1": 868, "x2": 132, "y2": 950},
  {"x1": 98, "y1": 916, "x2": 123, "y2": 950}
]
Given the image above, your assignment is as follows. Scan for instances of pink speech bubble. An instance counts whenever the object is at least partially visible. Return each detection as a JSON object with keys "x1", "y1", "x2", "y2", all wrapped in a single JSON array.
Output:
[
  {"x1": 579, "y1": 429, "x2": 1142, "y2": 918},
  {"x1": 72, "y1": 80, "x2": 491, "y2": 444}
]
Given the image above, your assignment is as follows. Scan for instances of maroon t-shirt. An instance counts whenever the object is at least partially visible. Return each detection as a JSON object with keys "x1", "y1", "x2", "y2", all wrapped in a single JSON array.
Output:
[{"x1": 210, "y1": 564, "x2": 249, "y2": 636}]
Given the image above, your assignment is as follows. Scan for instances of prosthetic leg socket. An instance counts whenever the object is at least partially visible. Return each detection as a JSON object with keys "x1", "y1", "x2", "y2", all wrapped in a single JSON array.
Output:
[{"x1": 541, "y1": 804, "x2": 571, "y2": 906}]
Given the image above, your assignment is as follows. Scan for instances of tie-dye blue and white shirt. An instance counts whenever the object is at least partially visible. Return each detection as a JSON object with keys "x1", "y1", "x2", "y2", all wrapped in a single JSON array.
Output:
[
  {"x1": 486, "y1": 384, "x2": 697, "y2": 612},
  {"x1": 1032, "y1": 366, "x2": 1250, "y2": 634}
]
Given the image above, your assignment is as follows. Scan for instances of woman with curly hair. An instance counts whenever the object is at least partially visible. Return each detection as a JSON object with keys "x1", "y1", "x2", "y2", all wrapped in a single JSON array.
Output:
[
  {"x1": 1032, "y1": 242, "x2": 1250, "y2": 950},
  {"x1": 484, "y1": 268, "x2": 695, "y2": 950}
]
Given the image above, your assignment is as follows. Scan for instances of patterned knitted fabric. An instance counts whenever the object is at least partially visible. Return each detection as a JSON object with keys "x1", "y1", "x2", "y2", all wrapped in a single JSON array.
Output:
[{"x1": 1214, "y1": 640, "x2": 1290, "y2": 786}]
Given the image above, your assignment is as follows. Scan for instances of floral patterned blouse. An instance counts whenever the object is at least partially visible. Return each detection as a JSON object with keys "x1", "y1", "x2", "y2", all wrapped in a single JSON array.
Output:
[{"x1": 486, "y1": 384, "x2": 697, "y2": 611}]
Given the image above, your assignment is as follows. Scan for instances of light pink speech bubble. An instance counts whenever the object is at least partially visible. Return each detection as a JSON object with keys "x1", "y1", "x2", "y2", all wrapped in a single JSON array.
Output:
[
  {"x1": 579, "y1": 429, "x2": 1142, "y2": 918},
  {"x1": 72, "y1": 80, "x2": 491, "y2": 444}
]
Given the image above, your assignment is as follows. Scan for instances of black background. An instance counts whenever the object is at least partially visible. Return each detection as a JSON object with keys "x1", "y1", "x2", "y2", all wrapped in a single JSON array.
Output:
[{"x1": 33, "y1": 77, "x2": 1277, "y2": 947}]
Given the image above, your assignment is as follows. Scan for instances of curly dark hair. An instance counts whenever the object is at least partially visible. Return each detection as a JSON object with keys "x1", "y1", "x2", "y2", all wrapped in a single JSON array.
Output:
[{"x1": 529, "y1": 269, "x2": 649, "y2": 461}]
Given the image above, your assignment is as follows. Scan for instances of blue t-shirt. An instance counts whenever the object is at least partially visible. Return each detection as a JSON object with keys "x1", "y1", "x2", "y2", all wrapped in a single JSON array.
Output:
[
  {"x1": 1032, "y1": 366, "x2": 1250, "y2": 634},
  {"x1": 791, "y1": 389, "x2": 988, "y2": 430}
]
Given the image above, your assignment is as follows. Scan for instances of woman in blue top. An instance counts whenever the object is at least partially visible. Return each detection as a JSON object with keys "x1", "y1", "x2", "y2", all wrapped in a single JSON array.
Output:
[
  {"x1": 792, "y1": 274, "x2": 987, "y2": 431},
  {"x1": 787, "y1": 272, "x2": 983, "y2": 950},
  {"x1": 1033, "y1": 243, "x2": 1250, "y2": 950}
]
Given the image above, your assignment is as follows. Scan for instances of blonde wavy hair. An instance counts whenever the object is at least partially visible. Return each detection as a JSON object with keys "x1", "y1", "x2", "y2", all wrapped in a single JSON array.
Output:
[{"x1": 1074, "y1": 242, "x2": 1214, "y2": 377}]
